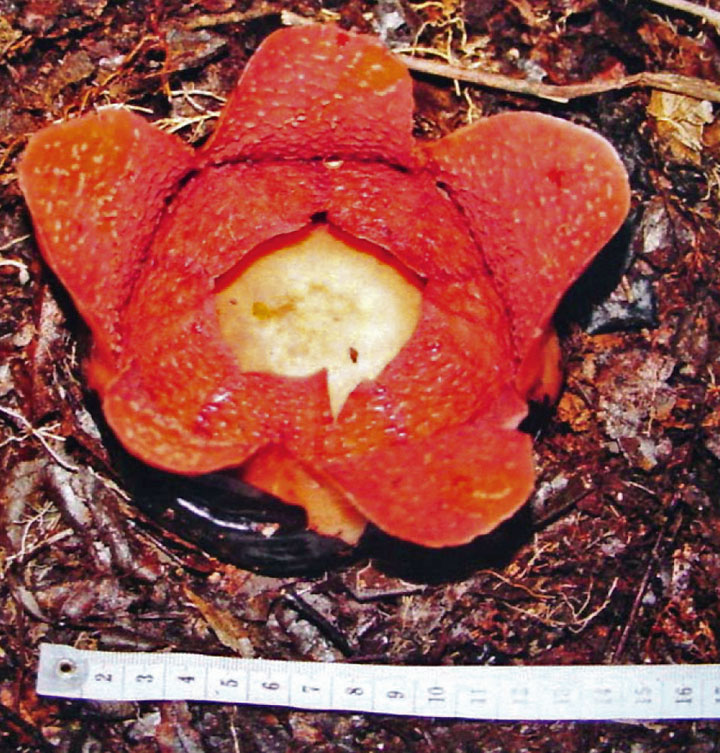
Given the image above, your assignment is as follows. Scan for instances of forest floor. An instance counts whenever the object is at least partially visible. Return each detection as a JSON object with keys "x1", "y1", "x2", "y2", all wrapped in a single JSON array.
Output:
[{"x1": 2, "y1": 0, "x2": 720, "y2": 750}]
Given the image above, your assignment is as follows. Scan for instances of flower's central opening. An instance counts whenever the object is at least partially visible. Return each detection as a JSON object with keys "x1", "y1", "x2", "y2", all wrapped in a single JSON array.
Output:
[{"x1": 214, "y1": 224, "x2": 423, "y2": 419}]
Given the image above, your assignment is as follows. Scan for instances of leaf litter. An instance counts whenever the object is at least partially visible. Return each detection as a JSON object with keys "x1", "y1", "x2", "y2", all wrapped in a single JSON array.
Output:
[{"x1": 2, "y1": 0, "x2": 720, "y2": 750}]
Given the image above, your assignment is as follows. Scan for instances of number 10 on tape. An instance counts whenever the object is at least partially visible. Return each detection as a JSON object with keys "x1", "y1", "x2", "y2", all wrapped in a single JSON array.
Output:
[{"x1": 37, "y1": 644, "x2": 720, "y2": 721}]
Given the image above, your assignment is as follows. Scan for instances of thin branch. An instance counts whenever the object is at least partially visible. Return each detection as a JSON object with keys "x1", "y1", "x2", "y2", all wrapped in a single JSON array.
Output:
[
  {"x1": 398, "y1": 54, "x2": 720, "y2": 103},
  {"x1": 646, "y1": 0, "x2": 720, "y2": 28},
  {"x1": 569, "y1": 577, "x2": 619, "y2": 634},
  {"x1": 504, "y1": 577, "x2": 618, "y2": 632},
  {"x1": 0, "y1": 234, "x2": 30, "y2": 252},
  {"x1": 4, "y1": 529, "x2": 74, "y2": 570},
  {"x1": 235, "y1": 9, "x2": 720, "y2": 102},
  {"x1": 0, "y1": 405, "x2": 79, "y2": 472},
  {"x1": 186, "y1": 5, "x2": 283, "y2": 30},
  {"x1": 611, "y1": 509, "x2": 683, "y2": 662},
  {"x1": 611, "y1": 530, "x2": 663, "y2": 662},
  {"x1": 154, "y1": 112, "x2": 219, "y2": 135}
]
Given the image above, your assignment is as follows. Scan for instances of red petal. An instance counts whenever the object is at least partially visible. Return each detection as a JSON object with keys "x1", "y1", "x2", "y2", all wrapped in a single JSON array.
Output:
[
  {"x1": 104, "y1": 315, "x2": 332, "y2": 474},
  {"x1": 324, "y1": 162, "x2": 482, "y2": 280},
  {"x1": 370, "y1": 284, "x2": 512, "y2": 435},
  {"x1": 103, "y1": 366, "x2": 258, "y2": 474},
  {"x1": 202, "y1": 25, "x2": 414, "y2": 166},
  {"x1": 18, "y1": 109, "x2": 195, "y2": 371},
  {"x1": 123, "y1": 161, "x2": 326, "y2": 357},
  {"x1": 321, "y1": 421, "x2": 535, "y2": 547},
  {"x1": 101, "y1": 162, "x2": 332, "y2": 473},
  {"x1": 425, "y1": 112, "x2": 630, "y2": 361}
]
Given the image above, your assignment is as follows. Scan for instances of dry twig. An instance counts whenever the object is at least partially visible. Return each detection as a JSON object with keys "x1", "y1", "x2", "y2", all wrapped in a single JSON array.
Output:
[
  {"x1": 399, "y1": 55, "x2": 720, "y2": 103},
  {"x1": 0, "y1": 405, "x2": 78, "y2": 472},
  {"x1": 646, "y1": 0, "x2": 720, "y2": 28},
  {"x1": 611, "y1": 510, "x2": 683, "y2": 662}
]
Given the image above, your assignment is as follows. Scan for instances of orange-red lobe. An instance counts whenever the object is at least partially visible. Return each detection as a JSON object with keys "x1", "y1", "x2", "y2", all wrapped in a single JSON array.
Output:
[{"x1": 201, "y1": 24, "x2": 415, "y2": 167}]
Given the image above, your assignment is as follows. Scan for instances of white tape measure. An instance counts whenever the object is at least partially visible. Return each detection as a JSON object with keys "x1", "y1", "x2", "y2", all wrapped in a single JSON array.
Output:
[{"x1": 37, "y1": 643, "x2": 720, "y2": 721}]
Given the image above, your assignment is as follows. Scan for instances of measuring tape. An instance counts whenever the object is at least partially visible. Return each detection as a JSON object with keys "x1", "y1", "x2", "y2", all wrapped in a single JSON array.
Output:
[{"x1": 37, "y1": 643, "x2": 720, "y2": 721}]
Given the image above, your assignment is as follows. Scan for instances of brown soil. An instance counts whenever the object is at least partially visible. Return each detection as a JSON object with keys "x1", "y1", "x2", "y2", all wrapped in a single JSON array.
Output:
[{"x1": 2, "y1": 1, "x2": 720, "y2": 751}]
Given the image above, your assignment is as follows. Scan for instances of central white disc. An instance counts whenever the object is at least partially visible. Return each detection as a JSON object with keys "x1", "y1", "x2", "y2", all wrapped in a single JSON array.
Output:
[{"x1": 215, "y1": 224, "x2": 423, "y2": 418}]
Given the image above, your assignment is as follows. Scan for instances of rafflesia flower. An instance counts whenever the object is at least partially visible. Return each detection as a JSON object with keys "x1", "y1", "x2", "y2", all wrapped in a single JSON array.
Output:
[{"x1": 18, "y1": 24, "x2": 630, "y2": 548}]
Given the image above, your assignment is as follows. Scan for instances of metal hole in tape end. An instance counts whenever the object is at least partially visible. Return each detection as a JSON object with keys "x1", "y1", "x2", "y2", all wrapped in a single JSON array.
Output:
[
  {"x1": 57, "y1": 658, "x2": 76, "y2": 676},
  {"x1": 37, "y1": 644, "x2": 88, "y2": 697}
]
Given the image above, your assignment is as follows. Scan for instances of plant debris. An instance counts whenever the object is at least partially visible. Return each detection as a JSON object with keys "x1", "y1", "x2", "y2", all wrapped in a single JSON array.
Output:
[{"x1": 2, "y1": 1, "x2": 720, "y2": 751}]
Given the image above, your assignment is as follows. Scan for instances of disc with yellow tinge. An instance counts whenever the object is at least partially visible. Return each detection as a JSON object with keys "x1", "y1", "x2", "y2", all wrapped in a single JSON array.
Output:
[{"x1": 215, "y1": 224, "x2": 423, "y2": 419}]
